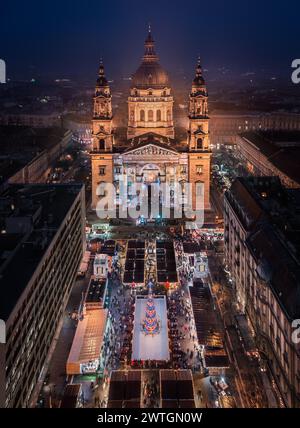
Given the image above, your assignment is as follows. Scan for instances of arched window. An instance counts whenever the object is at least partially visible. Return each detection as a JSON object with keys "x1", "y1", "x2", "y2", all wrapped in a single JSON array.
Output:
[
  {"x1": 167, "y1": 110, "x2": 172, "y2": 121},
  {"x1": 99, "y1": 139, "x2": 105, "y2": 150},
  {"x1": 148, "y1": 110, "x2": 154, "y2": 121},
  {"x1": 156, "y1": 110, "x2": 161, "y2": 121},
  {"x1": 197, "y1": 138, "x2": 203, "y2": 150},
  {"x1": 140, "y1": 109, "x2": 145, "y2": 121}
]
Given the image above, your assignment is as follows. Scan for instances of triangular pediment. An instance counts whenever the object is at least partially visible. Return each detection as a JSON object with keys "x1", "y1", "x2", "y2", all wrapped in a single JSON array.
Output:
[{"x1": 123, "y1": 143, "x2": 179, "y2": 157}]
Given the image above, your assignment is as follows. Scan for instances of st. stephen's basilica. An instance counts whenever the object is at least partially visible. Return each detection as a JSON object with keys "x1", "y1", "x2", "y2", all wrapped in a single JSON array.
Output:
[{"x1": 90, "y1": 28, "x2": 211, "y2": 217}]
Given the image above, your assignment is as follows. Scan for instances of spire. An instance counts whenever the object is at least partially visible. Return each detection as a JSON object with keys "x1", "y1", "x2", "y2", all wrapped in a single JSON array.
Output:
[
  {"x1": 193, "y1": 56, "x2": 205, "y2": 87},
  {"x1": 196, "y1": 56, "x2": 202, "y2": 77},
  {"x1": 143, "y1": 25, "x2": 158, "y2": 62},
  {"x1": 99, "y1": 58, "x2": 104, "y2": 76},
  {"x1": 96, "y1": 59, "x2": 108, "y2": 87}
]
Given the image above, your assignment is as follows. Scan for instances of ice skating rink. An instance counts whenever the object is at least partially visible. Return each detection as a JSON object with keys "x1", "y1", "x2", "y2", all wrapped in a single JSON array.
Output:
[{"x1": 132, "y1": 296, "x2": 170, "y2": 361}]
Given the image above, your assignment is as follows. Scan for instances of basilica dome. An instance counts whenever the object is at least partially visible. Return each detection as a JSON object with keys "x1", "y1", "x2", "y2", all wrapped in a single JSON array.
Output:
[
  {"x1": 131, "y1": 28, "x2": 169, "y2": 89},
  {"x1": 132, "y1": 62, "x2": 169, "y2": 88}
]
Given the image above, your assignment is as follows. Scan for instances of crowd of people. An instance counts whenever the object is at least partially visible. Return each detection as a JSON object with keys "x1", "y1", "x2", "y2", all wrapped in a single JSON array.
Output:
[
  {"x1": 96, "y1": 234, "x2": 211, "y2": 407},
  {"x1": 174, "y1": 239, "x2": 195, "y2": 285},
  {"x1": 167, "y1": 287, "x2": 201, "y2": 371}
]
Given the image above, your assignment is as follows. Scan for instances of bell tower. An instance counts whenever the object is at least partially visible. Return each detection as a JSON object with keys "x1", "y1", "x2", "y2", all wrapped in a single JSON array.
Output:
[
  {"x1": 188, "y1": 58, "x2": 211, "y2": 211},
  {"x1": 90, "y1": 61, "x2": 114, "y2": 210},
  {"x1": 92, "y1": 61, "x2": 113, "y2": 152},
  {"x1": 188, "y1": 58, "x2": 209, "y2": 151}
]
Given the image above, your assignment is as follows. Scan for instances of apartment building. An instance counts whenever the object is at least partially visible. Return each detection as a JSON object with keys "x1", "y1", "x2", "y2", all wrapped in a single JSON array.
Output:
[
  {"x1": 224, "y1": 176, "x2": 300, "y2": 407},
  {"x1": 0, "y1": 184, "x2": 85, "y2": 407}
]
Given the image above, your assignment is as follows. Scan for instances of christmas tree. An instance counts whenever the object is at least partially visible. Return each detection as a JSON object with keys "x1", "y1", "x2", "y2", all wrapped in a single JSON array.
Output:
[{"x1": 142, "y1": 282, "x2": 160, "y2": 335}]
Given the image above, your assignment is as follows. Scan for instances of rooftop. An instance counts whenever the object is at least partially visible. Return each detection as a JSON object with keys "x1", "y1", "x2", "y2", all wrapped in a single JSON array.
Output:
[
  {"x1": 248, "y1": 224, "x2": 300, "y2": 319},
  {"x1": 131, "y1": 29, "x2": 169, "y2": 89},
  {"x1": 85, "y1": 278, "x2": 107, "y2": 304},
  {"x1": 226, "y1": 176, "x2": 282, "y2": 231},
  {"x1": 66, "y1": 308, "x2": 108, "y2": 374},
  {"x1": 0, "y1": 183, "x2": 83, "y2": 322},
  {"x1": 240, "y1": 130, "x2": 300, "y2": 185},
  {"x1": 227, "y1": 176, "x2": 300, "y2": 319},
  {"x1": 108, "y1": 370, "x2": 142, "y2": 408},
  {"x1": 0, "y1": 126, "x2": 68, "y2": 152},
  {"x1": 160, "y1": 369, "x2": 196, "y2": 407}
]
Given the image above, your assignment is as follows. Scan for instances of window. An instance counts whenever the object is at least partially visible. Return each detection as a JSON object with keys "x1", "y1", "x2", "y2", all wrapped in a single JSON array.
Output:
[
  {"x1": 197, "y1": 138, "x2": 203, "y2": 150},
  {"x1": 181, "y1": 166, "x2": 187, "y2": 174},
  {"x1": 140, "y1": 110, "x2": 145, "y2": 121},
  {"x1": 196, "y1": 165, "x2": 203, "y2": 174},
  {"x1": 148, "y1": 110, "x2": 154, "y2": 121},
  {"x1": 99, "y1": 166, "x2": 106, "y2": 175},
  {"x1": 115, "y1": 167, "x2": 121, "y2": 174},
  {"x1": 156, "y1": 110, "x2": 161, "y2": 121},
  {"x1": 99, "y1": 139, "x2": 105, "y2": 150}
]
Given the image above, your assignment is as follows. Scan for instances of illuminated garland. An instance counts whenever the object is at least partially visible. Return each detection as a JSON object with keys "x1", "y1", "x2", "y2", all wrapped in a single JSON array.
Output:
[{"x1": 142, "y1": 282, "x2": 160, "y2": 335}]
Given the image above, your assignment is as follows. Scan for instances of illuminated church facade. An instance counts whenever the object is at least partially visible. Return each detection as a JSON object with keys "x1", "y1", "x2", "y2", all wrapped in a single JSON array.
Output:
[{"x1": 90, "y1": 29, "x2": 211, "y2": 215}]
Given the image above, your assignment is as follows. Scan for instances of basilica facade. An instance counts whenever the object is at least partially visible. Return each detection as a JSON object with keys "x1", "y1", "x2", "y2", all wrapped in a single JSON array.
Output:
[{"x1": 90, "y1": 29, "x2": 211, "y2": 216}]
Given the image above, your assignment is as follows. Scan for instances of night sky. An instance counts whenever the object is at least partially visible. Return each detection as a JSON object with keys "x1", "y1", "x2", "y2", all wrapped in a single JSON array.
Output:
[{"x1": 1, "y1": 0, "x2": 300, "y2": 81}]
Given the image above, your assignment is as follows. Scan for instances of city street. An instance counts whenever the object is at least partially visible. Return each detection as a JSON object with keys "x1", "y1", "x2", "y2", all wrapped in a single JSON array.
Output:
[{"x1": 37, "y1": 225, "x2": 284, "y2": 409}]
